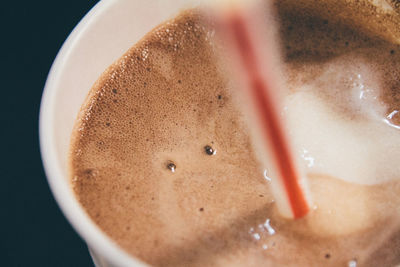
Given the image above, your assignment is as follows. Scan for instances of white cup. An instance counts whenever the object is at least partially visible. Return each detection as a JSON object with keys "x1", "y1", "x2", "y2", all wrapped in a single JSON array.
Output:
[{"x1": 39, "y1": 0, "x2": 200, "y2": 266}]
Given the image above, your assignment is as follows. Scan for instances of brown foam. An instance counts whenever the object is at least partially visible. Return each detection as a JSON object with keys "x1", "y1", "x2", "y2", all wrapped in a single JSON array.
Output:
[
  {"x1": 276, "y1": 0, "x2": 400, "y2": 45},
  {"x1": 70, "y1": 5, "x2": 400, "y2": 267}
]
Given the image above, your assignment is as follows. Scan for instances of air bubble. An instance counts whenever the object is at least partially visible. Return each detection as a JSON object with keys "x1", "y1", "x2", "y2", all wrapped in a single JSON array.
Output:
[
  {"x1": 81, "y1": 168, "x2": 98, "y2": 179},
  {"x1": 348, "y1": 259, "x2": 357, "y2": 267},
  {"x1": 252, "y1": 233, "x2": 261, "y2": 240},
  {"x1": 204, "y1": 145, "x2": 216, "y2": 155},
  {"x1": 263, "y1": 219, "x2": 276, "y2": 235},
  {"x1": 263, "y1": 169, "x2": 272, "y2": 181},
  {"x1": 301, "y1": 149, "x2": 315, "y2": 168},
  {"x1": 166, "y1": 161, "x2": 176, "y2": 172},
  {"x1": 383, "y1": 110, "x2": 400, "y2": 129}
]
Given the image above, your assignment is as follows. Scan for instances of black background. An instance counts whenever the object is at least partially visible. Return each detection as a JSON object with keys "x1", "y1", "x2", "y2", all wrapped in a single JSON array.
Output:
[{"x1": 2, "y1": 1, "x2": 100, "y2": 266}]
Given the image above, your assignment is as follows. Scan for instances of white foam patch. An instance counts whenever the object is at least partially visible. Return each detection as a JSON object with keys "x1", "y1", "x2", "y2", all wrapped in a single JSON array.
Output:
[
  {"x1": 284, "y1": 58, "x2": 400, "y2": 185},
  {"x1": 371, "y1": 0, "x2": 394, "y2": 13},
  {"x1": 307, "y1": 56, "x2": 385, "y2": 120}
]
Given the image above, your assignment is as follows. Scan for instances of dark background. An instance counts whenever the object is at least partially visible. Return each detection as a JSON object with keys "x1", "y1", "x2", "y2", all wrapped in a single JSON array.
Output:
[{"x1": 2, "y1": 1, "x2": 100, "y2": 266}]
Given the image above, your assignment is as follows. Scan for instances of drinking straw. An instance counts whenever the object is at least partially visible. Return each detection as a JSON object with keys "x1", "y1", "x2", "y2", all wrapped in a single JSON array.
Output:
[{"x1": 208, "y1": 0, "x2": 311, "y2": 218}]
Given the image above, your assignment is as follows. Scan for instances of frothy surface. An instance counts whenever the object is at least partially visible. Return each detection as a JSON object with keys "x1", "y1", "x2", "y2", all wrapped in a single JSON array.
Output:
[{"x1": 70, "y1": 5, "x2": 400, "y2": 267}]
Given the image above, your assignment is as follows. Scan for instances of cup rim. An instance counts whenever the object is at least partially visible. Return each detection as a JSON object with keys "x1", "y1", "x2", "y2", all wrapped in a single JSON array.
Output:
[{"x1": 39, "y1": 0, "x2": 147, "y2": 266}]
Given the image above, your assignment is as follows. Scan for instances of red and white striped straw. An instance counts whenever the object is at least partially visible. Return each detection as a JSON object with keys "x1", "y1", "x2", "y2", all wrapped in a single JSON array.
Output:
[{"x1": 208, "y1": 0, "x2": 311, "y2": 219}]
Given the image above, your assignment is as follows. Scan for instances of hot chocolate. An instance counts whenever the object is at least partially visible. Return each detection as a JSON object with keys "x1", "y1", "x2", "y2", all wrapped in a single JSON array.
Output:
[{"x1": 69, "y1": 2, "x2": 400, "y2": 266}]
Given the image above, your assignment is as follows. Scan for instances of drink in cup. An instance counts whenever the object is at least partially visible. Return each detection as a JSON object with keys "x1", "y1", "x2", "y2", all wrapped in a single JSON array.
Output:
[{"x1": 41, "y1": 0, "x2": 400, "y2": 266}]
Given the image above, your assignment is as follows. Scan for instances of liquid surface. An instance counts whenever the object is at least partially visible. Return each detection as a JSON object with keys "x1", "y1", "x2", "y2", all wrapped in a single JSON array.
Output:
[{"x1": 70, "y1": 3, "x2": 400, "y2": 267}]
